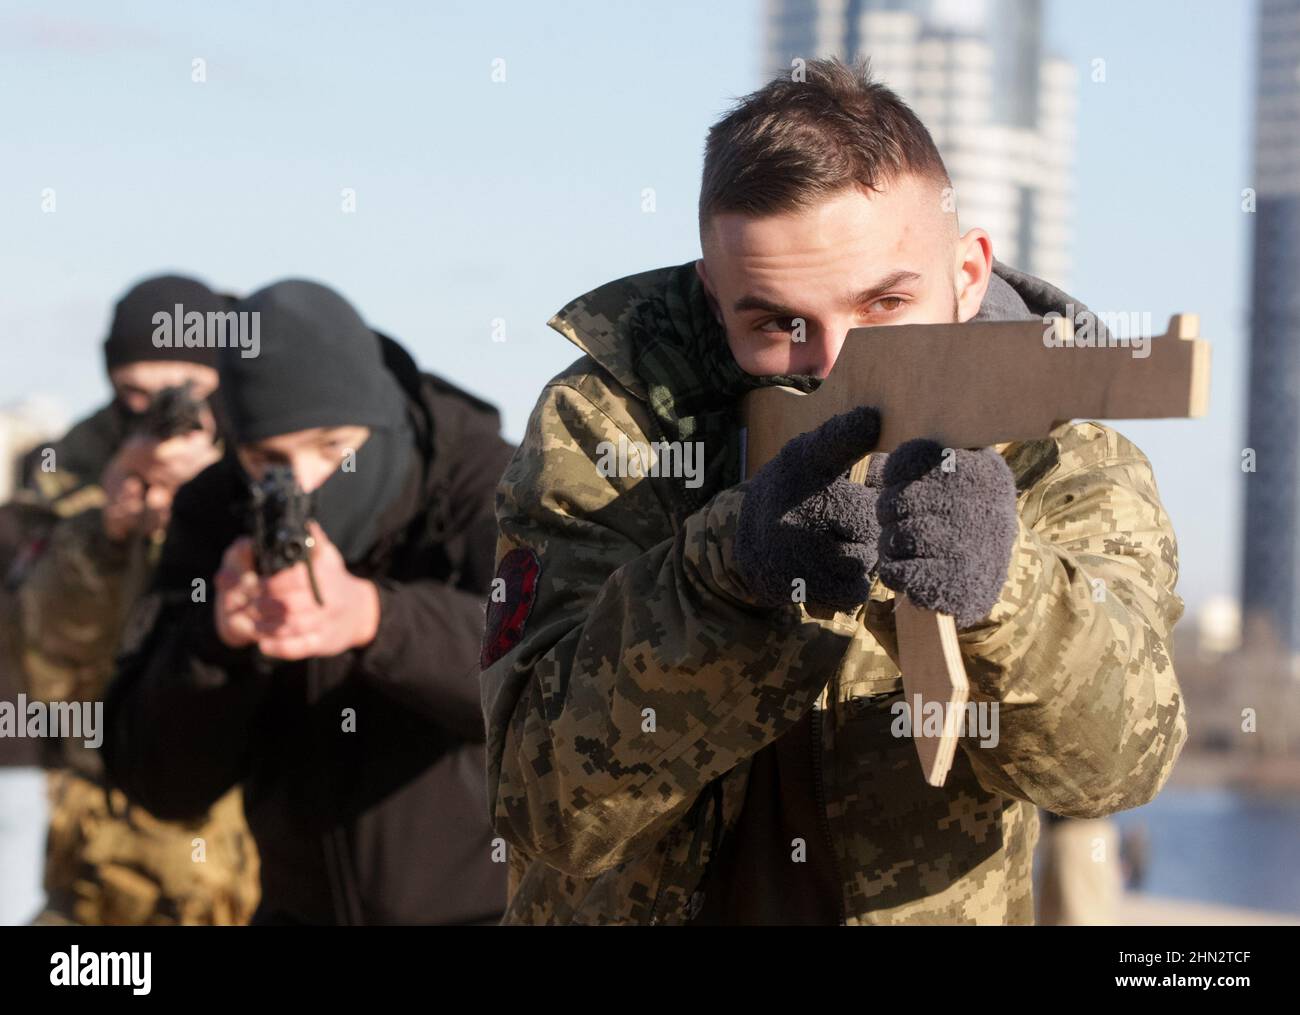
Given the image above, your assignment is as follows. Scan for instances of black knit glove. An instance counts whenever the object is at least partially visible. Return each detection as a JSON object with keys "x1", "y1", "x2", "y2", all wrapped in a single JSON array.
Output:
[
  {"x1": 733, "y1": 407, "x2": 883, "y2": 611},
  {"x1": 876, "y1": 440, "x2": 1019, "y2": 628}
]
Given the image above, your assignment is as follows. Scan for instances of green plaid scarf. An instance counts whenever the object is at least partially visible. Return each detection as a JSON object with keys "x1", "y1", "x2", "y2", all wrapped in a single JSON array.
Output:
[{"x1": 626, "y1": 262, "x2": 819, "y2": 511}]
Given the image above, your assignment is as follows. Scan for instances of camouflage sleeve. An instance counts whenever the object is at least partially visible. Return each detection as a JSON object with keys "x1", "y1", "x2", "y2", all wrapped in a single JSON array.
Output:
[
  {"x1": 16, "y1": 507, "x2": 149, "y2": 704},
  {"x1": 481, "y1": 370, "x2": 855, "y2": 877},
  {"x1": 881, "y1": 422, "x2": 1186, "y2": 818}
]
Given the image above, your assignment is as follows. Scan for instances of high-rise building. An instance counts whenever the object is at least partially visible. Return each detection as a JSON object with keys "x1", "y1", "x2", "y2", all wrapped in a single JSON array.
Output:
[
  {"x1": 764, "y1": 0, "x2": 1076, "y2": 287},
  {"x1": 1242, "y1": 0, "x2": 1300, "y2": 654}
]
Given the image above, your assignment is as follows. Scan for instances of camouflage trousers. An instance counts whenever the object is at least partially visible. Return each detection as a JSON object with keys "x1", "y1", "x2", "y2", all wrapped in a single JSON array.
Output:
[{"x1": 39, "y1": 771, "x2": 260, "y2": 926}]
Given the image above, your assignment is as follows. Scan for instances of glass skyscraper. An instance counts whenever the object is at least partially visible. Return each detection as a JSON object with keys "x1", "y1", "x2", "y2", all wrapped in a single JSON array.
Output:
[
  {"x1": 1242, "y1": 0, "x2": 1300, "y2": 652},
  {"x1": 764, "y1": 0, "x2": 1076, "y2": 288}
]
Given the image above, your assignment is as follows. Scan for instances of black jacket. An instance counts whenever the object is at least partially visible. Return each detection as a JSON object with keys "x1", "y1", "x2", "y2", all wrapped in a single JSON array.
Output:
[{"x1": 103, "y1": 335, "x2": 513, "y2": 925}]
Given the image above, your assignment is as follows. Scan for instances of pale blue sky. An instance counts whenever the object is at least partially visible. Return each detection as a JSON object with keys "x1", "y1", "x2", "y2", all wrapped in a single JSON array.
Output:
[{"x1": 0, "y1": 0, "x2": 1256, "y2": 613}]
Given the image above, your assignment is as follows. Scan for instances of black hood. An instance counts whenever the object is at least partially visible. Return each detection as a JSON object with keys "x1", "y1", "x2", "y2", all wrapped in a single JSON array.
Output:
[
  {"x1": 218, "y1": 279, "x2": 414, "y2": 564},
  {"x1": 218, "y1": 280, "x2": 407, "y2": 443},
  {"x1": 104, "y1": 273, "x2": 229, "y2": 372}
]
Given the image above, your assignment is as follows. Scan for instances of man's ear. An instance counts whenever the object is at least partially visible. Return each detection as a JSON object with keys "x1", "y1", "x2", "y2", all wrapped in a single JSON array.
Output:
[
  {"x1": 954, "y1": 228, "x2": 994, "y2": 322},
  {"x1": 695, "y1": 259, "x2": 724, "y2": 325}
]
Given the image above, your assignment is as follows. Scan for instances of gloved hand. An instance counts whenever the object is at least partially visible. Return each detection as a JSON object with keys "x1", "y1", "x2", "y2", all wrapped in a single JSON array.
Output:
[
  {"x1": 733, "y1": 406, "x2": 883, "y2": 611},
  {"x1": 876, "y1": 439, "x2": 1019, "y2": 628}
]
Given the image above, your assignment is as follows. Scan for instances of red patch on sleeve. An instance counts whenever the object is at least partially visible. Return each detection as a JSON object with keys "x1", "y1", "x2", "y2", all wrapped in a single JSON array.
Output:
[
  {"x1": 5, "y1": 535, "x2": 49, "y2": 586},
  {"x1": 480, "y1": 547, "x2": 541, "y2": 670}
]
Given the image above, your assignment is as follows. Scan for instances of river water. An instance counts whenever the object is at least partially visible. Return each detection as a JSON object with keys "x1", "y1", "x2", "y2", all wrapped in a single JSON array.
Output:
[{"x1": 1110, "y1": 787, "x2": 1300, "y2": 915}]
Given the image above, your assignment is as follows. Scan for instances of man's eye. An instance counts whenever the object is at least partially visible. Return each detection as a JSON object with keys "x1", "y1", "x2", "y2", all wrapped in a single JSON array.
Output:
[
  {"x1": 758, "y1": 318, "x2": 796, "y2": 335},
  {"x1": 868, "y1": 296, "x2": 906, "y2": 313}
]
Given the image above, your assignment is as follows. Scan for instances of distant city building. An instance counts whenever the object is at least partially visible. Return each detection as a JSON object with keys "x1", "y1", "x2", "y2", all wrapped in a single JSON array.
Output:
[
  {"x1": 0, "y1": 398, "x2": 66, "y2": 501},
  {"x1": 1198, "y1": 596, "x2": 1243, "y2": 658},
  {"x1": 1242, "y1": 0, "x2": 1300, "y2": 655},
  {"x1": 764, "y1": 0, "x2": 1076, "y2": 287}
]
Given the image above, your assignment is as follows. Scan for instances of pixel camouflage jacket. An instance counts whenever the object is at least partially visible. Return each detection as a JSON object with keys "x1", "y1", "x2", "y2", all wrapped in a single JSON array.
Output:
[
  {"x1": 6, "y1": 405, "x2": 143, "y2": 714},
  {"x1": 480, "y1": 261, "x2": 1188, "y2": 925},
  {"x1": 0, "y1": 404, "x2": 260, "y2": 925}
]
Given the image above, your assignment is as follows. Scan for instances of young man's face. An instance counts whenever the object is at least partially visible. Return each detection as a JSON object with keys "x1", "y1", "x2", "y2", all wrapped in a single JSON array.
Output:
[
  {"x1": 237, "y1": 425, "x2": 371, "y2": 493},
  {"x1": 110, "y1": 361, "x2": 219, "y2": 414},
  {"x1": 697, "y1": 174, "x2": 994, "y2": 379}
]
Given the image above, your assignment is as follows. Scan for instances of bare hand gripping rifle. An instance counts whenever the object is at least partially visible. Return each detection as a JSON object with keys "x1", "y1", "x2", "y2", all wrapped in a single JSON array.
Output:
[{"x1": 741, "y1": 314, "x2": 1210, "y2": 787}]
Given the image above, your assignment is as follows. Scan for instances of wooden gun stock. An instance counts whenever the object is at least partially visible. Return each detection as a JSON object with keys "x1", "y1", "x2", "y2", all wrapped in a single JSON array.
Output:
[{"x1": 741, "y1": 313, "x2": 1209, "y2": 786}]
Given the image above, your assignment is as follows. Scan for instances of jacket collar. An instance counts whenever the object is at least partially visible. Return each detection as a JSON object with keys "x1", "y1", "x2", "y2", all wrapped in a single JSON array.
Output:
[{"x1": 547, "y1": 264, "x2": 692, "y2": 403}]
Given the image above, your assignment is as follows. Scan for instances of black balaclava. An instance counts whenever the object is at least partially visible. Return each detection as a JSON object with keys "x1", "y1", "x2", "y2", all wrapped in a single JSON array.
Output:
[
  {"x1": 104, "y1": 274, "x2": 227, "y2": 372},
  {"x1": 218, "y1": 279, "x2": 414, "y2": 563},
  {"x1": 103, "y1": 274, "x2": 230, "y2": 441}
]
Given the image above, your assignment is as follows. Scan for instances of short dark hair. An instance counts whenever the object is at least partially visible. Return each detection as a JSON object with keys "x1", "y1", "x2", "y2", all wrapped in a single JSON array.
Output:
[{"x1": 699, "y1": 58, "x2": 950, "y2": 234}]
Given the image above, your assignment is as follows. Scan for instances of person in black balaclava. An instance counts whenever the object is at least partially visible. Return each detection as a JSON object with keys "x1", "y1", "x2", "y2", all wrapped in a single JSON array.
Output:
[
  {"x1": 216, "y1": 280, "x2": 414, "y2": 567},
  {"x1": 49, "y1": 273, "x2": 229, "y2": 546},
  {"x1": 3, "y1": 272, "x2": 260, "y2": 928},
  {"x1": 103, "y1": 279, "x2": 515, "y2": 926}
]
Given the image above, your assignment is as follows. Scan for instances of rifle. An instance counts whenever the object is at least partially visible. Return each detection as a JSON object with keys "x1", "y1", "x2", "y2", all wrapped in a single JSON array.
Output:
[
  {"x1": 249, "y1": 464, "x2": 324, "y2": 605},
  {"x1": 741, "y1": 313, "x2": 1210, "y2": 787},
  {"x1": 135, "y1": 383, "x2": 205, "y2": 442}
]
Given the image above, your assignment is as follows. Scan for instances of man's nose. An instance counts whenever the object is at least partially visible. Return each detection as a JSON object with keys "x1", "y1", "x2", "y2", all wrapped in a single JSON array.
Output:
[
  {"x1": 292, "y1": 456, "x2": 330, "y2": 494},
  {"x1": 807, "y1": 327, "x2": 850, "y2": 379}
]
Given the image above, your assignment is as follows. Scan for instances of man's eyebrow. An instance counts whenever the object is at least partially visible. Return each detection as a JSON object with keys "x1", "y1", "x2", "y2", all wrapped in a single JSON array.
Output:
[
  {"x1": 732, "y1": 294, "x2": 799, "y2": 316},
  {"x1": 733, "y1": 270, "x2": 924, "y2": 316},
  {"x1": 851, "y1": 270, "x2": 922, "y2": 305}
]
